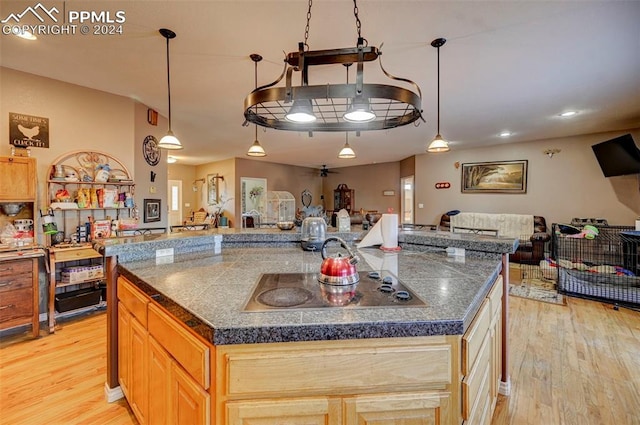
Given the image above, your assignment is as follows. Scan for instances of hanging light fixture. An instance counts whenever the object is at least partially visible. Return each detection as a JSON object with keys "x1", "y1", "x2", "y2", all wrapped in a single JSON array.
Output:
[
  {"x1": 158, "y1": 28, "x2": 183, "y2": 150},
  {"x1": 338, "y1": 132, "x2": 356, "y2": 159},
  {"x1": 243, "y1": 0, "x2": 423, "y2": 133},
  {"x1": 247, "y1": 54, "x2": 267, "y2": 157},
  {"x1": 338, "y1": 64, "x2": 357, "y2": 158},
  {"x1": 427, "y1": 37, "x2": 450, "y2": 153}
]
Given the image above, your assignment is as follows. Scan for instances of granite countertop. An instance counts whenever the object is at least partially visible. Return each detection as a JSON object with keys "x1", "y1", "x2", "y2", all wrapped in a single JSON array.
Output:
[{"x1": 117, "y1": 245, "x2": 502, "y2": 346}]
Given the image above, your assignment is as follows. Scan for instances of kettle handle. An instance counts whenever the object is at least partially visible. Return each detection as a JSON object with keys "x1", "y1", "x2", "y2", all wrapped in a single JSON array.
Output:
[{"x1": 320, "y1": 237, "x2": 359, "y2": 265}]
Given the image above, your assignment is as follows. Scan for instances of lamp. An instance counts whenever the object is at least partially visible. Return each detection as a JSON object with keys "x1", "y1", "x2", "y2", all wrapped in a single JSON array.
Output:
[
  {"x1": 247, "y1": 54, "x2": 267, "y2": 157},
  {"x1": 243, "y1": 0, "x2": 423, "y2": 133},
  {"x1": 544, "y1": 148, "x2": 561, "y2": 158},
  {"x1": 247, "y1": 128, "x2": 267, "y2": 157},
  {"x1": 427, "y1": 37, "x2": 450, "y2": 153},
  {"x1": 338, "y1": 132, "x2": 356, "y2": 159},
  {"x1": 158, "y1": 28, "x2": 183, "y2": 150},
  {"x1": 192, "y1": 178, "x2": 205, "y2": 192}
]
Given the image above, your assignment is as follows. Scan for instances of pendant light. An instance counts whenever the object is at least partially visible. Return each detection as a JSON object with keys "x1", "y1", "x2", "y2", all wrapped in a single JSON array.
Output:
[
  {"x1": 338, "y1": 64, "x2": 357, "y2": 158},
  {"x1": 338, "y1": 132, "x2": 356, "y2": 159},
  {"x1": 427, "y1": 37, "x2": 450, "y2": 153},
  {"x1": 158, "y1": 28, "x2": 182, "y2": 150},
  {"x1": 247, "y1": 54, "x2": 266, "y2": 157}
]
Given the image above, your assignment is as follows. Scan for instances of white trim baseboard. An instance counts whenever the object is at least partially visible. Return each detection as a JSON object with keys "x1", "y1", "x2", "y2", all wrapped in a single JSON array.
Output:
[
  {"x1": 104, "y1": 382, "x2": 124, "y2": 403},
  {"x1": 499, "y1": 377, "x2": 511, "y2": 396}
]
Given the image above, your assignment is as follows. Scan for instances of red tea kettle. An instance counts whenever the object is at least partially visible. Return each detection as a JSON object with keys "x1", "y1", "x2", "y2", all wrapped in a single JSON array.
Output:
[{"x1": 318, "y1": 237, "x2": 360, "y2": 285}]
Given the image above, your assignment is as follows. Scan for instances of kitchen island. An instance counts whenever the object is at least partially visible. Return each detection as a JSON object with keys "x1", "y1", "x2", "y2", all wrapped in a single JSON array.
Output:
[{"x1": 100, "y1": 229, "x2": 515, "y2": 424}]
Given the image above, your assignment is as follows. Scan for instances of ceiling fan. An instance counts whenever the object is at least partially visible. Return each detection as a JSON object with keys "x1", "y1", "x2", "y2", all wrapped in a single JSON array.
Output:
[{"x1": 320, "y1": 165, "x2": 338, "y2": 177}]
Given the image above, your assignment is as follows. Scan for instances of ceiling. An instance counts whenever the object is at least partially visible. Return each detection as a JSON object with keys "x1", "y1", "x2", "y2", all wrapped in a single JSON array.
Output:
[{"x1": 1, "y1": 1, "x2": 639, "y2": 168}]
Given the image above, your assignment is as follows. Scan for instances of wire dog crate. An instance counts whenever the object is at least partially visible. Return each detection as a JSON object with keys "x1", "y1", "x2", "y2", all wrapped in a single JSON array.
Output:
[{"x1": 551, "y1": 224, "x2": 639, "y2": 307}]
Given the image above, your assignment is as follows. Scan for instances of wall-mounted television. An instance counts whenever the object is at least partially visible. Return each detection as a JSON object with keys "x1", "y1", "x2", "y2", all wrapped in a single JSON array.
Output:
[{"x1": 591, "y1": 134, "x2": 640, "y2": 177}]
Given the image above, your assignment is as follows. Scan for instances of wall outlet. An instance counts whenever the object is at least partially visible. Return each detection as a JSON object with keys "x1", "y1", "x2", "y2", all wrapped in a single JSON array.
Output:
[
  {"x1": 418, "y1": 203, "x2": 424, "y2": 208},
  {"x1": 156, "y1": 248, "x2": 174, "y2": 257},
  {"x1": 185, "y1": 202, "x2": 190, "y2": 207}
]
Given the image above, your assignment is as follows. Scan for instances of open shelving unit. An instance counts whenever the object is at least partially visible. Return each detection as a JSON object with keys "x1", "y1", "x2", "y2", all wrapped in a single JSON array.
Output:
[{"x1": 46, "y1": 151, "x2": 135, "y2": 332}]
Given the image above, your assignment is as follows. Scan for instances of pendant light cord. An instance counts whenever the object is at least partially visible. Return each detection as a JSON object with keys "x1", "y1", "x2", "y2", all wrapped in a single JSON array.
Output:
[
  {"x1": 436, "y1": 44, "x2": 440, "y2": 135},
  {"x1": 165, "y1": 35, "x2": 172, "y2": 132}
]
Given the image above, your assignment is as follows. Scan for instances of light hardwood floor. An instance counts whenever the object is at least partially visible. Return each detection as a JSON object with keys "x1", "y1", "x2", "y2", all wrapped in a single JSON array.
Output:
[{"x1": 1, "y1": 296, "x2": 639, "y2": 425}]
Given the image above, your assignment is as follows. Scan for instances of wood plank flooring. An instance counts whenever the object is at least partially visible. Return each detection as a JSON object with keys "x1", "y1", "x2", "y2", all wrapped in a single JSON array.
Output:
[{"x1": 1, "y1": 296, "x2": 639, "y2": 425}]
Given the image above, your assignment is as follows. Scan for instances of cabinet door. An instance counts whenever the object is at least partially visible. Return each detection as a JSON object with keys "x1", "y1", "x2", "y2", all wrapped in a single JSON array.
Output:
[
  {"x1": 171, "y1": 361, "x2": 210, "y2": 425},
  {"x1": 130, "y1": 317, "x2": 148, "y2": 424},
  {"x1": 0, "y1": 157, "x2": 36, "y2": 200},
  {"x1": 343, "y1": 392, "x2": 452, "y2": 425},
  {"x1": 227, "y1": 397, "x2": 341, "y2": 425},
  {"x1": 148, "y1": 336, "x2": 171, "y2": 425},
  {"x1": 117, "y1": 302, "x2": 131, "y2": 400}
]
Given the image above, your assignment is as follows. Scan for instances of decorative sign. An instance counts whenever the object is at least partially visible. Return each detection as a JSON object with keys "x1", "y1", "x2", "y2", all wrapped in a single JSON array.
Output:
[
  {"x1": 9, "y1": 112, "x2": 49, "y2": 148},
  {"x1": 434, "y1": 182, "x2": 451, "y2": 189},
  {"x1": 142, "y1": 135, "x2": 160, "y2": 166}
]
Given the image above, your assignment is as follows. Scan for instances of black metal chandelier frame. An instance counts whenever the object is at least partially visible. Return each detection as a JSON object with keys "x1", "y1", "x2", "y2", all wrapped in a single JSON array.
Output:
[{"x1": 243, "y1": 1, "x2": 424, "y2": 133}]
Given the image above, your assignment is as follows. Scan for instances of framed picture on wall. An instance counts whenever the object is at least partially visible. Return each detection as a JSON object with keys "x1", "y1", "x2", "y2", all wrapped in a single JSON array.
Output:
[
  {"x1": 461, "y1": 160, "x2": 528, "y2": 194},
  {"x1": 144, "y1": 198, "x2": 161, "y2": 222},
  {"x1": 207, "y1": 173, "x2": 219, "y2": 205}
]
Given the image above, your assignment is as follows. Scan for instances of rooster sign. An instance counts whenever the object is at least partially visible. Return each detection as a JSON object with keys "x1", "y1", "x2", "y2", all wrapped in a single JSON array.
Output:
[{"x1": 9, "y1": 112, "x2": 49, "y2": 148}]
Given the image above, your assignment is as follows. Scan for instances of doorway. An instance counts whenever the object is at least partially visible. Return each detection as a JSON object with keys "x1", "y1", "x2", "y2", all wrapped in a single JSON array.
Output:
[
  {"x1": 168, "y1": 180, "x2": 182, "y2": 226},
  {"x1": 401, "y1": 176, "x2": 414, "y2": 224}
]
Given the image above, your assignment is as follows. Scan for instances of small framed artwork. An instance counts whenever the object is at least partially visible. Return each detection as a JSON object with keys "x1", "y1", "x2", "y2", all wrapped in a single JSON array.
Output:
[
  {"x1": 461, "y1": 160, "x2": 528, "y2": 194},
  {"x1": 143, "y1": 198, "x2": 161, "y2": 223},
  {"x1": 207, "y1": 173, "x2": 219, "y2": 205}
]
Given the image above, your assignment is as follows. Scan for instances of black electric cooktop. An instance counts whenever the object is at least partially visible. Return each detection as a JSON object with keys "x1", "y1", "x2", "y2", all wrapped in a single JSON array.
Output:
[{"x1": 243, "y1": 271, "x2": 427, "y2": 311}]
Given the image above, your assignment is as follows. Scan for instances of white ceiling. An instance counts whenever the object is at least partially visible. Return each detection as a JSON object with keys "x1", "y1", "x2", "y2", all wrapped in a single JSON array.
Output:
[{"x1": 1, "y1": 0, "x2": 639, "y2": 169}]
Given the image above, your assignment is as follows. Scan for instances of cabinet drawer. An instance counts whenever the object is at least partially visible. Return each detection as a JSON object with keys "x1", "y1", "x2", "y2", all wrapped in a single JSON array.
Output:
[
  {"x1": 0, "y1": 275, "x2": 32, "y2": 293},
  {"x1": 117, "y1": 277, "x2": 149, "y2": 326},
  {"x1": 488, "y1": 276, "x2": 503, "y2": 319},
  {"x1": 219, "y1": 337, "x2": 452, "y2": 397},
  {"x1": 0, "y1": 287, "x2": 33, "y2": 328},
  {"x1": 0, "y1": 259, "x2": 32, "y2": 279},
  {"x1": 148, "y1": 303, "x2": 210, "y2": 390},
  {"x1": 462, "y1": 334, "x2": 491, "y2": 420},
  {"x1": 462, "y1": 299, "x2": 490, "y2": 375}
]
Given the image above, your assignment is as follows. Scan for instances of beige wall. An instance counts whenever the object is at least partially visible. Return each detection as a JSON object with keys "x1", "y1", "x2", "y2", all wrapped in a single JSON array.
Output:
[
  {"x1": 133, "y1": 101, "x2": 169, "y2": 229},
  {"x1": 322, "y1": 162, "x2": 401, "y2": 215},
  {"x1": 0, "y1": 67, "x2": 135, "y2": 213},
  {"x1": 234, "y1": 158, "x2": 322, "y2": 228},
  {"x1": 414, "y1": 129, "x2": 640, "y2": 227},
  {"x1": 195, "y1": 158, "x2": 236, "y2": 225}
]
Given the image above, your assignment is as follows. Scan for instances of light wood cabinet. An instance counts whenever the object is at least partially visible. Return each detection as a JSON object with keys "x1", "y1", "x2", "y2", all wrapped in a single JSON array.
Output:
[
  {"x1": 227, "y1": 397, "x2": 341, "y2": 425},
  {"x1": 461, "y1": 275, "x2": 503, "y2": 425},
  {"x1": 117, "y1": 276, "x2": 212, "y2": 425},
  {"x1": 0, "y1": 156, "x2": 37, "y2": 248},
  {"x1": 0, "y1": 257, "x2": 40, "y2": 337},
  {"x1": 130, "y1": 315, "x2": 149, "y2": 424},
  {"x1": 216, "y1": 336, "x2": 457, "y2": 425},
  {"x1": 116, "y1": 275, "x2": 504, "y2": 425},
  {"x1": 0, "y1": 156, "x2": 36, "y2": 200},
  {"x1": 343, "y1": 392, "x2": 452, "y2": 425},
  {"x1": 172, "y1": 360, "x2": 210, "y2": 424}
]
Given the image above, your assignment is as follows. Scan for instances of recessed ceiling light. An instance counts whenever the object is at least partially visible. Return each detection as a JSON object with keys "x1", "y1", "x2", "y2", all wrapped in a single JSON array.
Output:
[
  {"x1": 499, "y1": 131, "x2": 512, "y2": 137},
  {"x1": 559, "y1": 111, "x2": 577, "y2": 117},
  {"x1": 16, "y1": 29, "x2": 37, "y2": 40}
]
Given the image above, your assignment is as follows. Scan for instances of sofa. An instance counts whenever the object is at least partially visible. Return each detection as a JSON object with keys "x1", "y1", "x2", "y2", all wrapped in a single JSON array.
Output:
[{"x1": 439, "y1": 213, "x2": 550, "y2": 264}]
